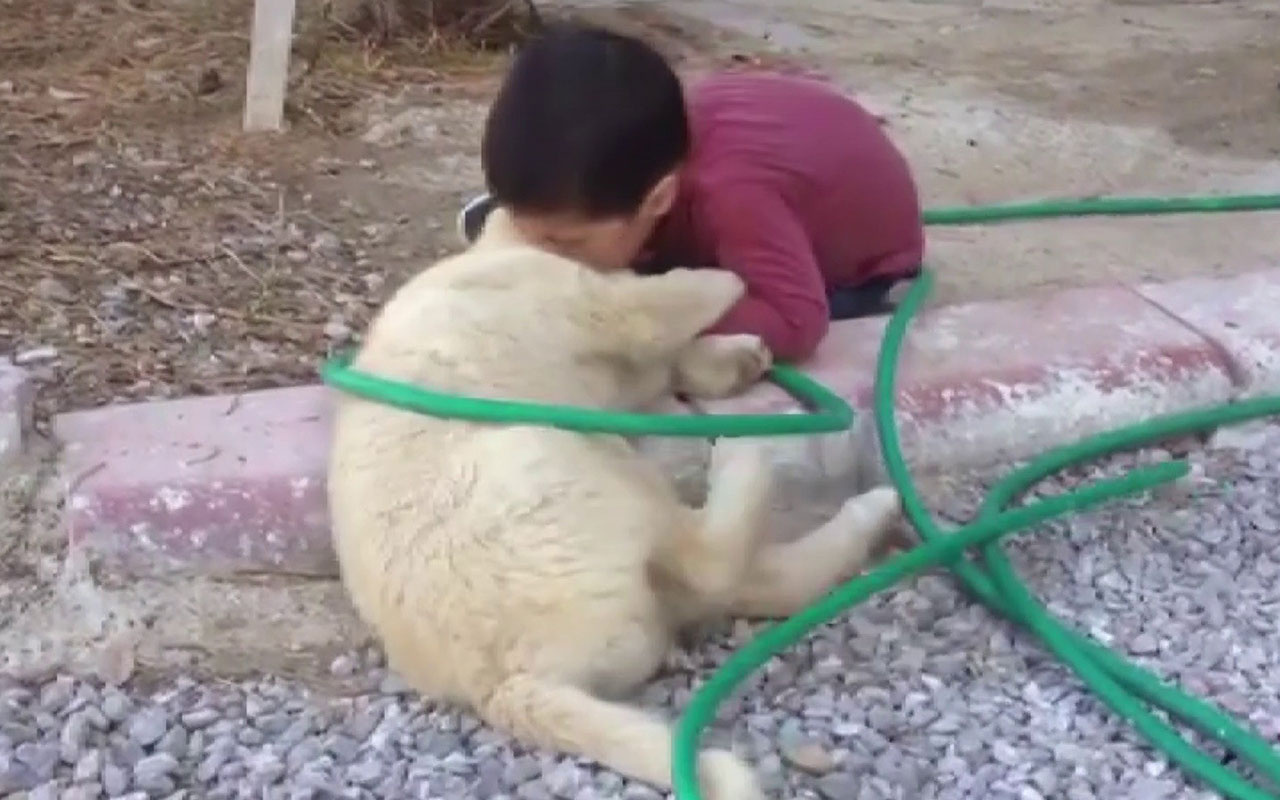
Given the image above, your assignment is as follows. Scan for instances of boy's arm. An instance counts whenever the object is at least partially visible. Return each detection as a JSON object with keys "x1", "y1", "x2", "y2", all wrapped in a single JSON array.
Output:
[{"x1": 699, "y1": 185, "x2": 830, "y2": 362}]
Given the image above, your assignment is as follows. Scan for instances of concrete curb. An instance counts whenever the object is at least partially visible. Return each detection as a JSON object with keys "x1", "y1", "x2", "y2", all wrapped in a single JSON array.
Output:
[
  {"x1": 50, "y1": 268, "x2": 1280, "y2": 576},
  {"x1": 0, "y1": 360, "x2": 33, "y2": 475}
]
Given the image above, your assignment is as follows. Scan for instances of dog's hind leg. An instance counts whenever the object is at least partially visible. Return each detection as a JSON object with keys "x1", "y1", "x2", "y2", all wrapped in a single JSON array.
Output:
[
  {"x1": 481, "y1": 674, "x2": 763, "y2": 800},
  {"x1": 732, "y1": 486, "x2": 901, "y2": 619}
]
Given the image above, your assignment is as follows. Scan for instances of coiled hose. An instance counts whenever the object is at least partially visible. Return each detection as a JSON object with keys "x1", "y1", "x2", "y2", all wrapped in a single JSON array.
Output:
[
  {"x1": 671, "y1": 193, "x2": 1280, "y2": 800},
  {"x1": 319, "y1": 191, "x2": 1280, "y2": 799}
]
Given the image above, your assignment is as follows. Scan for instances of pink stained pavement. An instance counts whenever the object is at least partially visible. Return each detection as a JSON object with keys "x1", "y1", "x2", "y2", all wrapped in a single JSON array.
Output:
[
  {"x1": 56, "y1": 385, "x2": 337, "y2": 575},
  {"x1": 692, "y1": 281, "x2": 1247, "y2": 471},
  {"x1": 1135, "y1": 268, "x2": 1280, "y2": 397}
]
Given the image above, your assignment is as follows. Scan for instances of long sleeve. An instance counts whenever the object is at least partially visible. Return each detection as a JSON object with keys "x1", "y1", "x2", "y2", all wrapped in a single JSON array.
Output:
[{"x1": 699, "y1": 185, "x2": 830, "y2": 362}]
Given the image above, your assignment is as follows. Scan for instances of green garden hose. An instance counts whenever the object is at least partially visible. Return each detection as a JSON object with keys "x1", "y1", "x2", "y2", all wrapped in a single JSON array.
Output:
[
  {"x1": 317, "y1": 190, "x2": 1280, "y2": 799},
  {"x1": 670, "y1": 270, "x2": 1280, "y2": 800},
  {"x1": 877, "y1": 272, "x2": 1280, "y2": 800},
  {"x1": 670, "y1": 192, "x2": 1280, "y2": 800},
  {"x1": 921, "y1": 191, "x2": 1280, "y2": 225},
  {"x1": 322, "y1": 350, "x2": 853, "y2": 437}
]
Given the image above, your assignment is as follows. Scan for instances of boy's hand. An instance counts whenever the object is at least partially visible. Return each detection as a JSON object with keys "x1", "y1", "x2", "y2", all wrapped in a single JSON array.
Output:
[{"x1": 672, "y1": 334, "x2": 772, "y2": 400}]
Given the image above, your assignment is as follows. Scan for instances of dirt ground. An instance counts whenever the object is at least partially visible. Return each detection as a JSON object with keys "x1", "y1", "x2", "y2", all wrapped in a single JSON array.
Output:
[
  {"x1": 2, "y1": 0, "x2": 1278, "y2": 422},
  {"x1": 0, "y1": 0, "x2": 1278, "y2": 682}
]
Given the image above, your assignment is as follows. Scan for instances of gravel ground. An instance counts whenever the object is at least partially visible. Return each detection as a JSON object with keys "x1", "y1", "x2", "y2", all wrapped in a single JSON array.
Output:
[{"x1": 3, "y1": 422, "x2": 1280, "y2": 799}]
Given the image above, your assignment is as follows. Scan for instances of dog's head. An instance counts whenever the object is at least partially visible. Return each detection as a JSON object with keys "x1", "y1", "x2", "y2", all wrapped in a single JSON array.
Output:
[{"x1": 357, "y1": 229, "x2": 746, "y2": 412}]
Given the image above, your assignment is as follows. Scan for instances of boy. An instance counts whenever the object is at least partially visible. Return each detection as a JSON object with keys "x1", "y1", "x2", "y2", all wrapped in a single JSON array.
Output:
[{"x1": 458, "y1": 24, "x2": 924, "y2": 363}]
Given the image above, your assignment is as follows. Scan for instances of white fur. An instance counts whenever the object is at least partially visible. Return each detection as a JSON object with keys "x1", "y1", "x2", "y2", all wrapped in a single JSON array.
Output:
[{"x1": 327, "y1": 209, "x2": 902, "y2": 798}]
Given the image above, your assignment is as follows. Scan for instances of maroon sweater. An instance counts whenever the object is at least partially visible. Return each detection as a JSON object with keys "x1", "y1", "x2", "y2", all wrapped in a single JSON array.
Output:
[{"x1": 644, "y1": 71, "x2": 925, "y2": 362}]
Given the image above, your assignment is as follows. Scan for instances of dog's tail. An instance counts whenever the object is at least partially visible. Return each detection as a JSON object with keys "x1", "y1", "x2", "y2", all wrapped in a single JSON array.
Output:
[{"x1": 481, "y1": 673, "x2": 761, "y2": 799}]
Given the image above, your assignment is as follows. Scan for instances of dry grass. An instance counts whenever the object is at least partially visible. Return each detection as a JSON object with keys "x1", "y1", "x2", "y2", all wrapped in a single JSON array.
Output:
[
  {"x1": 0, "y1": 0, "x2": 530, "y2": 423},
  {"x1": 0, "y1": 0, "x2": 787, "y2": 425}
]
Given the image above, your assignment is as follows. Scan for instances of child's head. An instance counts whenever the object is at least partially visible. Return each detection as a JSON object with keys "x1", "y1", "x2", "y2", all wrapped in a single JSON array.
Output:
[{"x1": 481, "y1": 24, "x2": 689, "y2": 272}]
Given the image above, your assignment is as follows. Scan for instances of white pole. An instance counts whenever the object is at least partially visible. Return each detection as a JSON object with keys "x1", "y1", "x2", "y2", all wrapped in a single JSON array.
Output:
[{"x1": 243, "y1": 0, "x2": 298, "y2": 132}]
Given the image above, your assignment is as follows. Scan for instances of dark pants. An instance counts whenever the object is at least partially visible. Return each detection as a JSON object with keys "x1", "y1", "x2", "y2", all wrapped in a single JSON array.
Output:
[{"x1": 827, "y1": 273, "x2": 915, "y2": 320}]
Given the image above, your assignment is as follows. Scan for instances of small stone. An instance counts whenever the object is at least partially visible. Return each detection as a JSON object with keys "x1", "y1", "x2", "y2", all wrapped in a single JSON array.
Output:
[
  {"x1": 517, "y1": 781, "x2": 554, "y2": 800},
  {"x1": 328, "y1": 655, "x2": 358, "y2": 677},
  {"x1": 64, "y1": 783, "x2": 103, "y2": 800},
  {"x1": 2, "y1": 723, "x2": 37, "y2": 746},
  {"x1": 992, "y1": 740, "x2": 1020, "y2": 765},
  {"x1": 345, "y1": 709, "x2": 380, "y2": 741},
  {"x1": 816, "y1": 773, "x2": 860, "y2": 799},
  {"x1": 127, "y1": 707, "x2": 168, "y2": 746},
  {"x1": 135, "y1": 752, "x2": 179, "y2": 792},
  {"x1": 28, "y1": 780, "x2": 61, "y2": 800},
  {"x1": 60, "y1": 712, "x2": 91, "y2": 762},
  {"x1": 347, "y1": 759, "x2": 383, "y2": 786},
  {"x1": 286, "y1": 738, "x2": 322, "y2": 771},
  {"x1": 101, "y1": 693, "x2": 132, "y2": 723},
  {"x1": 237, "y1": 726, "x2": 264, "y2": 746},
  {"x1": 780, "y1": 739, "x2": 837, "y2": 775},
  {"x1": 504, "y1": 756, "x2": 541, "y2": 784},
  {"x1": 249, "y1": 752, "x2": 286, "y2": 785},
  {"x1": 1130, "y1": 632, "x2": 1159, "y2": 656},
  {"x1": 0, "y1": 758, "x2": 40, "y2": 793},
  {"x1": 156, "y1": 726, "x2": 188, "y2": 759},
  {"x1": 102, "y1": 762, "x2": 130, "y2": 795},
  {"x1": 323, "y1": 319, "x2": 353, "y2": 341},
  {"x1": 15, "y1": 742, "x2": 59, "y2": 780},
  {"x1": 311, "y1": 231, "x2": 342, "y2": 255},
  {"x1": 180, "y1": 708, "x2": 219, "y2": 729},
  {"x1": 74, "y1": 748, "x2": 103, "y2": 782},
  {"x1": 39, "y1": 676, "x2": 75, "y2": 711},
  {"x1": 195, "y1": 749, "x2": 229, "y2": 783},
  {"x1": 323, "y1": 734, "x2": 359, "y2": 764}
]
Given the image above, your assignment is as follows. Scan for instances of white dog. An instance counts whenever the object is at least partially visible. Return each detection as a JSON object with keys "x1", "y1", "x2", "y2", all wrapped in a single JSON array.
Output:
[{"x1": 327, "y1": 210, "x2": 902, "y2": 798}]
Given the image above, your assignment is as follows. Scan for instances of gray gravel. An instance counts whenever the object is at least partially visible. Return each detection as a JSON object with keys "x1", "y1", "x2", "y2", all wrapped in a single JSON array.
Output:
[{"x1": 3, "y1": 422, "x2": 1280, "y2": 799}]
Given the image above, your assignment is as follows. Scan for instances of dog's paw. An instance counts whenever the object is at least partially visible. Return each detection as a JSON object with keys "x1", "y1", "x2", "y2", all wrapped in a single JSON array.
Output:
[
  {"x1": 658, "y1": 268, "x2": 746, "y2": 312},
  {"x1": 674, "y1": 334, "x2": 773, "y2": 400},
  {"x1": 699, "y1": 749, "x2": 767, "y2": 800},
  {"x1": 838, "y1": 485, "x2": 912, "y2": 564}
]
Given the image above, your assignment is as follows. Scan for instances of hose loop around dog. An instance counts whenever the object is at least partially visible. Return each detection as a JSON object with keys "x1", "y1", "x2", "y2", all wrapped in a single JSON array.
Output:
[
  {"x1": 321, "y1": 350, "x2": 854, "y2": 437},
  {"x1": 314, "y1": 191, "x2": 1280, "y2": 799}
]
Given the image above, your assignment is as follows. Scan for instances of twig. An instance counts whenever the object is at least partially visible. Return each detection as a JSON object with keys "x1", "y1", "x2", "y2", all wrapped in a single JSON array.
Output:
[{"x1": 220, "y1": 245, "x2": 266, "y2": 288}]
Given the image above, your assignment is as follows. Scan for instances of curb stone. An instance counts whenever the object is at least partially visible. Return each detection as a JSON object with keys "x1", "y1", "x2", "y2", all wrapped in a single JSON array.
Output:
[
  {"x1": 695, "y1": 278, "x2": 1255, "y2": 477},
  {"x1": 56, "y1": 385, "x2": 336, "y2": 576},
  {"x1": 0, "y1": 360, "x2": 33, "y2": 475},
  {"x1": 52, "y1": 269, "x2": 1279, "y2": 576}
]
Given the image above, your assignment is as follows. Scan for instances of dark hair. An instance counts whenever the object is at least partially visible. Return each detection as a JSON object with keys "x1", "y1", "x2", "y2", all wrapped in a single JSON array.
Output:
[{"x1": 481, "y1": 23, "x2": 690, "y2": 219}]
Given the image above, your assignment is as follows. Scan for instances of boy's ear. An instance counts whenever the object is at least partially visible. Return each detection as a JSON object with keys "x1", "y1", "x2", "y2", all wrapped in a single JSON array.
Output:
[
  {"x1": 639, "y1": 171, "x2": 680, "y2": 221},
  {"x1": 584, "y1": 267, "x2": 745, "y2": 359}
]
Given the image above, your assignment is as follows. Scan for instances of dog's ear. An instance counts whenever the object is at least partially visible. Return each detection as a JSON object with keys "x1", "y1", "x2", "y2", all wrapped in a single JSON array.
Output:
[{"x1": 582, "y1": 268, "x2": 746, "y2": 359}]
